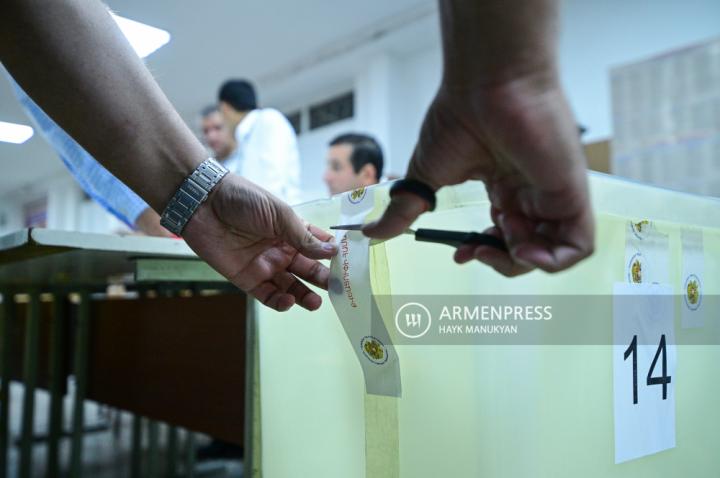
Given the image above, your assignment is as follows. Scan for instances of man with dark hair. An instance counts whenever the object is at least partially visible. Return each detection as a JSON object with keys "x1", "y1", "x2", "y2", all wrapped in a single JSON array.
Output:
[
  {"x1": 323, "y1": 133, "x2": 384, "y2": 195},
  {"x1": 218, "y1": 79, "x2": 300, "y2": 203},
  {"x1": 200, "y1": 105, "x2": 236, "y2": 165},
  {"x1": 218, "y1": 79, "x2": 257, "y2": 112}
]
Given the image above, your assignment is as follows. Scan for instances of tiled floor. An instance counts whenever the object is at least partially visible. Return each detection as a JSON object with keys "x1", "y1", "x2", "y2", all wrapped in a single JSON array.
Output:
[{"x1": 3, "y1": 382, "x2": 243, "y2": 477}]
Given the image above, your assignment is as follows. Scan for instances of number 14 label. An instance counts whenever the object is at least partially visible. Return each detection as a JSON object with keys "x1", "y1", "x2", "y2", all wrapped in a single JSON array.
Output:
[{"x1": 613, "y1": 283, "x2": 677, "y2": 464}]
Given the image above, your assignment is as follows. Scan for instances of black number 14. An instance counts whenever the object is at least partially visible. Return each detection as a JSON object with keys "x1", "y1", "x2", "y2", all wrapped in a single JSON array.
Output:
[{"x1": 623, "y1": 334, "x2": 671, "y2": 405}]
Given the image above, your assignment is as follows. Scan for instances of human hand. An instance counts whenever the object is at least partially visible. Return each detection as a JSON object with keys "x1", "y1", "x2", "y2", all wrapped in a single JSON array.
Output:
[
  {"x1": 363, "y1": 76, "x2": 594, "y2": 276},
  {"x1": 134, "y1": 208, "x2": 174, "y2": 238},
  {"x1": 182, "y1": 174, "x2": 338, "y2": 311}
]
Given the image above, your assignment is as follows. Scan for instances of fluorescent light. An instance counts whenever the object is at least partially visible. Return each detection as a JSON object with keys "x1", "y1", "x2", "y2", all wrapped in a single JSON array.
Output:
[
  {"x1": 0, "y1": 121, "x2": 33, "y2": 144},
  {"x1": 111, "y1": 13, "x2": 170, "y2": 59}
]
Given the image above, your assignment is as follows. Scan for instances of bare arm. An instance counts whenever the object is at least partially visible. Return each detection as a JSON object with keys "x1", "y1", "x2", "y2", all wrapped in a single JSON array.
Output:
[
  {"x1": 1, "y1": 0, "x2": 337, "y2": 310},
  {"x1": 365, "y1": 0, "x2": 594, "y2": 275},
  {"x1": 439, "y1": 0, "x2": 557, "y2": 89}
]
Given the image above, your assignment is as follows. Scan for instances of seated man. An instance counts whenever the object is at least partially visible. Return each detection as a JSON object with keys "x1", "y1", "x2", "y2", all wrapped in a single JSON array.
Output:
[{"x1": 323, "y1": 133, "x2": 384, "y2": 195}]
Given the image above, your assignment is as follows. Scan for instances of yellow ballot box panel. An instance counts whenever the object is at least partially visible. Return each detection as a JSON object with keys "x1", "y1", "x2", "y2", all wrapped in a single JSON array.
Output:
[{"x1": 253, "y1": 173, "x2": 720, "y2": 478}]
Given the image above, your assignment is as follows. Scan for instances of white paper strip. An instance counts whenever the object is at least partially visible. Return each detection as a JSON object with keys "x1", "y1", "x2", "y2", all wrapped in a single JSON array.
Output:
[
  {"x1": 328, "y1": 187, "x2": 401, "y2": 397},
  {"x1": 624, "y1": 220, "x2": 669, "y2": 285}
]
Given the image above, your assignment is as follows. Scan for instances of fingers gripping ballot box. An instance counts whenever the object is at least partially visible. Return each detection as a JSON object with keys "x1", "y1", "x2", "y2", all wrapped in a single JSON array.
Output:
[{"x1": 250, "y1": 173, "x2": 720, "y2": 478}]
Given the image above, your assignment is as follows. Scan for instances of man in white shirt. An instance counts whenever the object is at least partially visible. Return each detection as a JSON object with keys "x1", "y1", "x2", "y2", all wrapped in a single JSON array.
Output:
[{"x1": 218, "y1": 79, "x2": 301, "y2": 204}]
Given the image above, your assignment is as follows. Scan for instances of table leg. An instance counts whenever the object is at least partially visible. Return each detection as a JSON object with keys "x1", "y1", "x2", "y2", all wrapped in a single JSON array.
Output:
[
  {"x1": 147, "y1": 420, "x2": 160, "y2": 478},
  {"x1": 165, "y1": 426, "x2": 178, "y2": 478},
  {"x1": 69, "y1": 290, "x2": 90, "y2": 478},
  {"x1": 130, "y1": 415, "x2": 143, "y2": 478},
  {"x1": 19, "y1": 290, "x2": 40, "y2": 478},
  {"x1": 0, "y1": 290, "x2": 15, "y2": 478},
  {"x1": 183, "y1": 431, "x2": 195, "y2": 478},
  {"x1": 46, "y1": 291, "x2": 67, "y2": 478}
]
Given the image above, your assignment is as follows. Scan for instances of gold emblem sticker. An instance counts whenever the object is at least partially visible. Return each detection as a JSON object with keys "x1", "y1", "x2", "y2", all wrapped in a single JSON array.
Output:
[
  {"x1": 627, "y1": 252, "x2": 643, "y2": 284},
  {"x1": 684, "y1": 274, "x2": 702, "y2": 310},
  {"x1": 348, "y1": 186, "x2": 367, "y2": 204},
  {"x1": 360, "y1": 336, "x2": 388, "y2": 365},
  {"x1": 630, "y1": 219, "x2": 652, "y2": 240}
]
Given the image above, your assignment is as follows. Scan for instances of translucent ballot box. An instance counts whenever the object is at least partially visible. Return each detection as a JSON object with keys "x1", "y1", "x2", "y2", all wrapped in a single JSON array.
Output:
[{"x1": 250, "y1": 172, "x2": 720, "y2": 478}]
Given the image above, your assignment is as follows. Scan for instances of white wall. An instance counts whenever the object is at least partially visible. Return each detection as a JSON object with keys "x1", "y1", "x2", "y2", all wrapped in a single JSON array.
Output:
[
  {"x1": 287, "y1": 0, "x2": 720, "y2": 203},
  {"x1": 0, "y1": 176, "x2": 56, "y2": 236},
  {"x1": 387, "y1": 46, "x2": 442, "y2": 175},
  {"x1": 45, "y1": 176, "x2": 83, "y2": 230},
  {"x1": 558, "y1": 0, "x2": 720, "y2": 141},
  {"x1": 0, "y1": 199, "x2": 23, "y2": 234},
  {"x1": 0, "y1": 174, "x2": 128, "y2": 236}
]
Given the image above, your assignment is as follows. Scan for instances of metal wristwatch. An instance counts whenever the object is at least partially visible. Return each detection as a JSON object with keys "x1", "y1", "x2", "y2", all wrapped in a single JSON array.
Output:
[{"x1": 159, "y1": 158, "x2": 229, "y2": 235}]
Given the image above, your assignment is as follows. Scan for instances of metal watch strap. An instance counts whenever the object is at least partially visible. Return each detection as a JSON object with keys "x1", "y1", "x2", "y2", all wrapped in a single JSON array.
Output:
[{"x1": 159, "y1": 158, "x2": 229, "y2": 235}]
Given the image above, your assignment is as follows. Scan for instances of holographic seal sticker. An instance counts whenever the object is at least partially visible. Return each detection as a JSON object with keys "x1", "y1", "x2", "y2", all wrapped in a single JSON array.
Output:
[
  {"x1": 684, "y1": 274, "x2": 702, "y2": 311},
  {"x1": 360, "y1": 336, "x2": 388, "y2": 365}
]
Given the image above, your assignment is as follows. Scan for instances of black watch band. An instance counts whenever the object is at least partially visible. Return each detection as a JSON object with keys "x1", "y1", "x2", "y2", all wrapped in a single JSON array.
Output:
[{"x1": 389, "y1": 179, "x2": 437, "y2": 212}]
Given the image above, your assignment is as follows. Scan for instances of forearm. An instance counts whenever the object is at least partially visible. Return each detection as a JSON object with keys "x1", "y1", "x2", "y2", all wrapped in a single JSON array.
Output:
[
  {"x1": 439, "y1": 0, "x2": 559, "y2": 90},
  {"x1": 0, "y1": 0, "x2": 205, "y2": 212}
]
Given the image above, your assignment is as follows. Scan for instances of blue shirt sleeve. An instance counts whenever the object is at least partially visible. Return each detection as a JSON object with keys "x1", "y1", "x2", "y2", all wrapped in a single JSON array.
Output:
[{"x1": 9, "y1": 77, "x2": 149, "y2": 228}]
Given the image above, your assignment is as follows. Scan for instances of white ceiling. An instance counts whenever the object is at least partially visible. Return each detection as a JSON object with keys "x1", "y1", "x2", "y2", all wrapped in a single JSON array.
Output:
[{"x1": 0, "y1": 0, "x2": 437, "y2": 195}]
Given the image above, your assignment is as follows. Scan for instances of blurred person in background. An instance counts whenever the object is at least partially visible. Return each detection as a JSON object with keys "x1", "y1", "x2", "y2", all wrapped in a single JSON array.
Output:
[
  {"x1": 323, "y1": 133, "x2": 384, "y2": 195},
  {"x1": 200, "y1": 104, "x2": 238, "y2": 166},
  {"x1": 218, "y1": 79, "x2": 301, "y2": 204}
]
